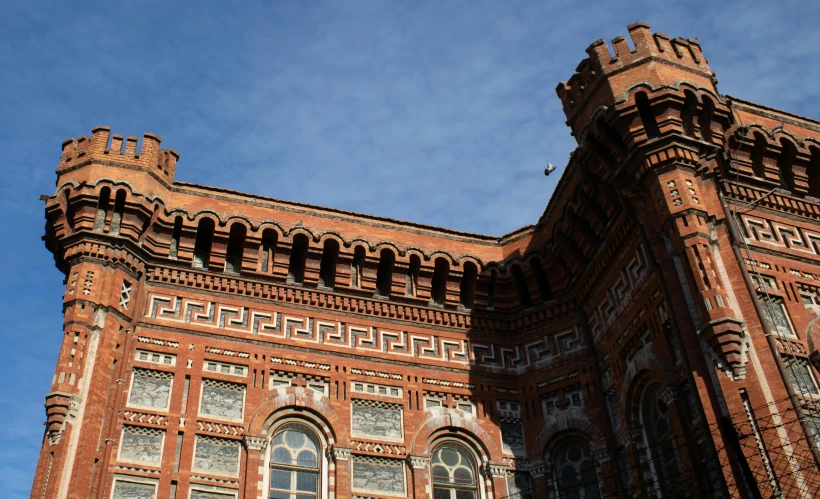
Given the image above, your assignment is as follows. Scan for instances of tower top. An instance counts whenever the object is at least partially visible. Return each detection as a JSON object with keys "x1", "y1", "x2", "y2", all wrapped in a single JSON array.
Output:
[
  {"x1": 556, "y1": 22, "x2": 716, "y2": 136},
  {"x1": 58, "y1": 125, "x2": 179, "y2": 182}
]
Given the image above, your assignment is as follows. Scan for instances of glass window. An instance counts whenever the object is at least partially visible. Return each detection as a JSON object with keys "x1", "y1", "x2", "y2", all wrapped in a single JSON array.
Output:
[
  {"x1": 431, "y1": 442, "x2": 478, "y2": 499},
  {"x1": 642, "y1": 385, "x2": 687, "y2": 497},
  {"x1": 552, "y1": 439, "x2": 600, "y2": 499},
  {"x1": 269, "y1": 423, "x2": 320, "y2": 499}
]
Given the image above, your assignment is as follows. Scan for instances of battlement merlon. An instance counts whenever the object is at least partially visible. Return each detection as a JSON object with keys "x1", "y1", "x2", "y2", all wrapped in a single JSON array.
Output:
[
  {"x1": 556, "y1": 22, "x2": 718, "y2": 137},
  {"x1": 58, "y1": 125, "x2": 180, "y2": 182}
]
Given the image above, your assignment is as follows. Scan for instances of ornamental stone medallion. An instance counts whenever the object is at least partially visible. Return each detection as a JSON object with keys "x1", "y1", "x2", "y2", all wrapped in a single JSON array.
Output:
[{"x1": 351, "y1": 399, "x2": 402, "y2": 440}]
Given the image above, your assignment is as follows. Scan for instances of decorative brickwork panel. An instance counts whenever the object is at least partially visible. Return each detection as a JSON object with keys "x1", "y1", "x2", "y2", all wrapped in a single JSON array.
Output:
[
  {"x1": 128, "y1": 369, "x2": 173, "y2": 411},
  {"x1": 118, "y1": 426, "x2": 164, "y2": 464},
  {"x1": 193, "y1": 436, "x2": 241, "y2": 477},
  {"x1": 351, "y1": 399, "x2": 403, "y2": 440},
  {"x1": 500, "y1": 421, "x2": 526, "y2": 455},
  {"x1": 112, "y1": 480, "x2": 156, "y2": 499},
  {"x1": 351, "y1": 455, "x2": 406, "y2": 495},
  {"x1": 200, "y1": 379, "x2": 245, "y2": 421}
]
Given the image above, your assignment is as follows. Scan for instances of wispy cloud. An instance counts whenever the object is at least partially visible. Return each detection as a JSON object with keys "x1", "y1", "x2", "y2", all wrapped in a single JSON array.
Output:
[{"x1": 2, "y1": 1, "x2": 819, "y2": 496}]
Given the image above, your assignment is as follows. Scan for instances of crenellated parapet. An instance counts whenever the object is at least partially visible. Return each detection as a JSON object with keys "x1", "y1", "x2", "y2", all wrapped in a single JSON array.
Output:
[
  {"x1": 557, "y1": 22, "x2": 716, "y2": 137},
  {"x1": 58, "y1": 126, "x2": 179, "y2": 182}
]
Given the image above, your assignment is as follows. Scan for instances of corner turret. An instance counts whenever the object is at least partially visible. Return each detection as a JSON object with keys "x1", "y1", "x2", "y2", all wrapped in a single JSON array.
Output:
[
  {"x1": 557, "y1": 22, "x2": 717, "y2": 138},
  {"x1": 58, "y1": 126, "x2": 179, "y2": 181}
]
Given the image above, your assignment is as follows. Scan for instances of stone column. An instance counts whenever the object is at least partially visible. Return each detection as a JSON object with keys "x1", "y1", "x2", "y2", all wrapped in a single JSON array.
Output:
[{"x1": 407, "y1": 455, "x2": 431, "y2": 498}]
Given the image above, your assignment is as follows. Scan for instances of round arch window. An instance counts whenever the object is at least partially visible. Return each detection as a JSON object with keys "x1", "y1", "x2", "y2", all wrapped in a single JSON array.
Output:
[
  {"x1": 431, "y1": 441, "x2": 479, "y2": 499},
  {"x1": 552, "y1": 438, "x2": 600, "y2": 499},
  {"x1": 269, "y1": 422, "x2": 321, "y2": 499}
]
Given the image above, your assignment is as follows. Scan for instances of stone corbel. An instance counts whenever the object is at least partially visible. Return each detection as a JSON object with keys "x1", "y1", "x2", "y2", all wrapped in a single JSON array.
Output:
[
  {"x1": 659, "y1": 385, "x2": 679, "y2": 405},
  {"x1": 488, "y1": 464, "x2": 509, "y2": 478},
  {"x1": 331, "y1": 446, "x2": 351, "y2": 462},
  {"x1": 701, "y1": 317, "x2": 748, "y2": 379},
  {"x1": 527, "y1": 460, "x2": 546, "y2": 478},
  {"x1": 591, "y1": 443, "x2": 611, "y2": 464},
  {"x1": 407, "y1": 455, "x2": 430, "y2": 469},
  {"x1": 243, "y1": 435, "x2": 268, "y2": 452}
]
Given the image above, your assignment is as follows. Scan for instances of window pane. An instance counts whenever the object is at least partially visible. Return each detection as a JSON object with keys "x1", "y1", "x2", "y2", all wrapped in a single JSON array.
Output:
[
  {"x1": 268, "y1": 493, "x2": 289, "y2": 499},
  {"x1": 433, "y1": 488, "x2": 451, "y2": 499},
  {"x1": 296, "y1": 472, "x2": 317, "y2": 493},
  {"x1": 456, "y1": 490, "x2": 475, "y2": 499},
  {"x1": 270, "y1": 469, "x2": 291, "y2": 490}
]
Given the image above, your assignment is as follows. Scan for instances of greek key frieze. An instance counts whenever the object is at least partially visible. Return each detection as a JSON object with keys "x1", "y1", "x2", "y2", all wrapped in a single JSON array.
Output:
[{"x1": 146, "y1": 293, "x2": 571, "y2": 371}]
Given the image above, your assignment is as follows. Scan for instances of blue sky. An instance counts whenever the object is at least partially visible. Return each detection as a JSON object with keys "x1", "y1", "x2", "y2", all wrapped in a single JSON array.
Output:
[{"x1": 2, "y1": 1, "x2": 820, "y2": 496}]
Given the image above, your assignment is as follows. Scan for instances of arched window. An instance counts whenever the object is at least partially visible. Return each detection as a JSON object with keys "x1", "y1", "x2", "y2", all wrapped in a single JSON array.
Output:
[
  {"x1": 487, "y1": 269, "x2": 497, "y2": 310},
  {"x1": 551, "y1": 439, "x2": 600, "y2": 499},
  {"x1": 169, "y1": 216, "x2": 183, "y2": 259},
  {"x1": 459, "y1": 262, "x2": 477, "y2": 309},
  {"x1": 193, "y1": 218, "x2": 215, "y2": 269},
  {"x1": 511, "y1": 265, "x2": 532, "y2": 309},
  {"x1": 109, "y1": 189, "x2": 127, "y2": 235},
  {"x1": 809, "y1": 146, "x2": 820, "y2": 198},
  {"x1": 778, "y1": 138, "x2": 797, "y2": 191},
  {"x1": 375, "y1": 248, "x2": 395, "y2": 298},
  {"x1": 407, "y1": 254, "x2": 421, "y2": 297},
  {"x1": 431, "y1": 441, "x2": 479, "y2": 499},
  {"x1": 430, "y1": 258, "x2": 450, "y2": 306},
  {"x1": 260, "y1": 228, "x2": 277, "y2": 274},
  {"x1": 681, "y1": 91, "x2": 698, "y2": 138},
  {"x1": 351, "y1": 246, "x2": 365, "y2": 288},
  {"x1": 642, "y1": 385, "x2": 685, "y2": 496},
  {"x1": 94, "y1": 187, "x2": 111, "y2": 232},
  {"x1": 751, "y1": 132, "x2": 768, "y2": 178},
  {"x1": 62, "y1": 189, "x2": 75, "y2": 231},
  {"x1": 318, "y1": 239, "x2": 339, "y2": 289},
  {"x1": 635, "y1": 91, "x2": 660, "y2": 140},
  {"x1": 269, "y1": 423, "x2": 321, "y2": 499},
  {"x1": 288, "y1": 234, "x2": 309, "y2": 284},
  {"x1": 224, "y1": 223, "x2": 246, "y2": 274},
  {"x1": 530, "y1": 257, "x2": 553, "y2": 302},
  {"x1": 698, "y1": 95, "x2": 715, "y2": 143}
]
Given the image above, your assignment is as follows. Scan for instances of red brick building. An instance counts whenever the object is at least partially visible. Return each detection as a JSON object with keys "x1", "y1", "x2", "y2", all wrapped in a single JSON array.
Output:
[{"x1": 32, "y1": 22, "x2": 820, "y2": 499}]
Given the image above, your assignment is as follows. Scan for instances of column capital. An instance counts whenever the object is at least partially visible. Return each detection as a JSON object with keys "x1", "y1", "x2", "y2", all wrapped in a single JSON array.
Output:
[
  {"x1": 243, "y1": 435, "x2": 268, "y2": 451},
  {"x1": 407, "y1": 455, "x2": 430, "y2": 469},
  {"x1": 331, "y1": 446, "x2": 351, "y2": 462}
]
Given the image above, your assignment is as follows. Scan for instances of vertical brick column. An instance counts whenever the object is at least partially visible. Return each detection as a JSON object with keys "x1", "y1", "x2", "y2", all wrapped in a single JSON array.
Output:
[
  {"x1": 527, "y1": 460, "x2": 547, "y2": 498},
  {"x1": 487, "y1": 464, "x2": 508, "y2": 499},
  {"x1": 408, "y1": 455, "x2": 431, "y2": 498},
  {"x1": 243, "y1": 436, "x2": 268, "y2": 499},
  {"x1": 331, "y1": 447, "x2": 351, "y2": 499}
]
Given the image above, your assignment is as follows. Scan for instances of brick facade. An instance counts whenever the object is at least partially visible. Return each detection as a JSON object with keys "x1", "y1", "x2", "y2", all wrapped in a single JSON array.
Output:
[{"x1": 32, "y1": 22, "x2": 820, "y2": 499}]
